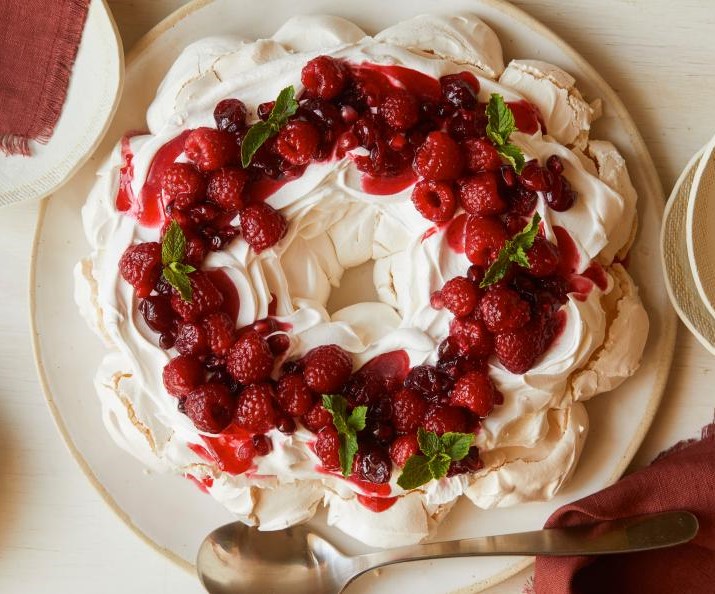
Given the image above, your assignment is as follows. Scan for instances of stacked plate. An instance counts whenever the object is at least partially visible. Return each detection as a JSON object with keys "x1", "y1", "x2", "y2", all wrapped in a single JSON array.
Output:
[{"x1": 662, "y1": 136, "x2": 715, "y2": 354}]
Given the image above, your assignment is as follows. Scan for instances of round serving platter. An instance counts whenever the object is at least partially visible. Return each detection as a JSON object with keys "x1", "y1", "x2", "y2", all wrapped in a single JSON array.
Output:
[{"x1": 30, "y1": 0, "x2": 676, "y2": 592}]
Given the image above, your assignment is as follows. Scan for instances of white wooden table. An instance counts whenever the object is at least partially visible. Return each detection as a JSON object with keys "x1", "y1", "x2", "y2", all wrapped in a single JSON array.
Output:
[{"x1": 1, "y1": 1, "x2": 713, "y2": 592}]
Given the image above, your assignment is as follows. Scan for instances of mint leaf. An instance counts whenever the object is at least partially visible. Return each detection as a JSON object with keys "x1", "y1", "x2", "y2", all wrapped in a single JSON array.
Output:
[
  {"x1": 161, "y1": 221, "x2": 194, "y2": 301},
  {"x1": 241, "y1": 86, "x2": 298, "y2": 167},
  {"x1": 163, "y1": 266, "x2": 192, "y2": 301},
  {"x1": 241, "y1": 121, "x2": 274, "y2": 168},
  {"x1": 162, "y1": 220, "x2": 186, "y2": 265},
  {"x1": 428, "y1": 453, "x2": 452, "y2": 479},
  {"x1": 417, "y1": 427, "x2": 441, "y2": 458},
  {"x1": 480, "y1": 212, "x2": 542, "y2": 288},
  {"x1": 322, "y1": 394, "x2": 366, "y2": 477},
  {"x1": 397, "y1": 455, "x2": 434, "y2": 490},
  {"x1": 440, "y1": 432, "x2": 473, "y2": 461},
  {"x1": 498, "y1": 142, "x2": 526, "y2": 174},
  {"x1": 485, "y1": 94, "x2": 525, "y2": 174},
  {"x1": 486, "y1": 94, "x2": 516, "y2": 147},
  {"x1": 347, "y1": 406, "x2": 367, "y2": 432},
  {"x1": 271, "y1": 85, "x2": 299, "y2": 124}
]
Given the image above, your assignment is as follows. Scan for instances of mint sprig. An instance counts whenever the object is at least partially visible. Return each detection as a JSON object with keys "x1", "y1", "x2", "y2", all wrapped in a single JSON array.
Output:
[
  {"x1": 485, "y1": 94, "x2": 526, "y2": 174},
  {"x1": 161, "y1": 220, "x2": 196, "y2": 301},
  {"x1": 322, "y1": 394, "x2": 367, "y2": 477},
  {"x1": 241, "y1": 86, "x2": 299, "y2": 167},
  {"x1": 397, "y1": 428, "x2": 474, "y2": 490},
  {"x1": 479, "y1": 212, "x2": 541, "y2": 288}
]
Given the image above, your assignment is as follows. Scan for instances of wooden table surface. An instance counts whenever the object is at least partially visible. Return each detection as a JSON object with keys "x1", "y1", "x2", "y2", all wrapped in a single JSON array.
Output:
[{"x1": 1, "y1": 1, "x2": 714, "y2": 592}]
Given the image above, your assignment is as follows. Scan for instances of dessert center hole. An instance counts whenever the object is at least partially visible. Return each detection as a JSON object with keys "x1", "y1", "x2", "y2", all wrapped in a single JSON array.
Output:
[{"x1": 326, "y1": 260, "x2": 380, "y2": 315}]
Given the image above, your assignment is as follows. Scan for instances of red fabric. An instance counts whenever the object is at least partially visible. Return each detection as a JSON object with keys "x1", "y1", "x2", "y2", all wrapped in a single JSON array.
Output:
[
  {"x1": 533, "y1": 420, "x2": 715, "y2": 594},
  {"x1": 0, "y1": 0, "x2": 90, "y2": 156}
]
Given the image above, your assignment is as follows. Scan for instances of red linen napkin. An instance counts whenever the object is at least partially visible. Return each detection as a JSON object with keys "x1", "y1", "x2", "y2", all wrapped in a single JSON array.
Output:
[
  {"x1": 0, "y1": 0, "x2": 90, "y2": 156},
  {"x1": 531, "y1": 417, "x2": 715, "y2": 594}
]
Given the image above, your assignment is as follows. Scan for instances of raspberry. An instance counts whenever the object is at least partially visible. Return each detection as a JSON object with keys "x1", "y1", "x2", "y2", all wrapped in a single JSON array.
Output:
[
  {"x1": 440, "y1": 276, "x2": 478, "y2": 317},
  {"x1": 462, "y1": 138, "x2": 502, "y2": 173},
  {"x1": 184, "y1": 127, "x2": 235, "y2": 172},
  {"x1": 378, "y1": 89, "x2": 419, "y2": 131},
  {"x1": 226, "y1": 330, "x2": 274, "y2": 384},
  {"x1": 413, "y1": 132, "x2": 464, "y2": 181},
  {"x1": 170, "y1": 272, "x2": 224, "y2": 321},
  {"x1": 465, "y1": 216, "x2": 508, "y2": 267},
  {"x1": 440, "y1": 73, "x2": 479, "y2": 110},
  {"x1": 138, "y1": 295, "x2": 175, "y2": 333},
  {"x1": 457, "y1": 172, "x2": 508, "y2": 216},
  {"x1": 314, "y1": 426, "x2": 340, "y2": 470},
  {"x1": 479, "y1": 287, "x2": 531, "y2": 333},
  {"x1": 301, "y1": 401, "x2": 333, "y2": 432},
  {"x1": 276, "y1": 373, "x2": 314, "y2": 416},
  {"x1": 352, "y1": 445, "x2": 391, "y2": 484},
  {"x1": 527, "y1": 236, "x2": 560, "y2": 277},
  {"x1": 303, "y1": 344, "x2": 353, "y2": 393},
  {"x1": 423, "y1": 405, "x2": 468, "y2": 435},
  {"x1": 274, "y1": 120, "x2": 320, "y2": 166},
  {"x1": 184, "y1": 383, "x2": 235, "y2": 433},
  {"x1": 342, "y1": 371, "x2": 384, "y2": 407},
  {"x1": 161, "y1": 163, "x2": 206, "y2": 210},
  {"x1": 119, "y1": 242, "x2": 162, "y2": 298},
  {"x1": 404, "y1": 365, "x2": 453, "y2": 403},
  {"x1": 202, "y1": 312, "x2": 236, "y2": 356},
  {"x1": 494, "y1": 322, "x2": 543, "y2": 374},
  {"x1": 449, "y1": 315, "x2": 494, "y2": 357},
  {"x1": 391, "y1": 387, "x2": 428, "y2": 433},
  {"x1": 175, "y1": 322, "x2": 209, "y2": 356},
  {"x1": 450, "y1": 371, "x2": 496, "y2": 417},
  {"x1": 163, "y1": 355, "x2": 204, "y2": 397},
  {"x1": 389, "y1": 434, "x2": 419, "y2": 467},
  {"x1": 213, "y1": 98, "x2": 247, "y2": 134},
  {"x1": 301, "y1": 55, "x2": 347, "y2": 100},
  {"x1": 234, "y1": 383, "x2": 277, "y2": 433},
  {"x1": 206, "y1": 167, "x2": 248, "y2": 212},
  {"x1": 411, "y1": 180, "x2": 457, "y2": 223},
  {"x1": 239, "y1": 202, "x2": 287, "y2": 252}
]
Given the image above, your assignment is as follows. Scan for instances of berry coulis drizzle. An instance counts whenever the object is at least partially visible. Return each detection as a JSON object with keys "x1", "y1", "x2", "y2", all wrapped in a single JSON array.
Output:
[{"x1": 114, "y1": 54, "x2": 609, "y2": 510}]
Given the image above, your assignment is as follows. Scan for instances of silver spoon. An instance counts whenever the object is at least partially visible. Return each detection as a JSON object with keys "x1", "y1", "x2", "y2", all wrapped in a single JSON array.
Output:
[{"x1": 197, "y1": 510, "x2": 698, "y2": 594}]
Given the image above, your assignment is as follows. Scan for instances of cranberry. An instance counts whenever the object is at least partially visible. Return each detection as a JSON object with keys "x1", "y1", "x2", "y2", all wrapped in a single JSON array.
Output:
[
  {"x1": 353, "y1": 114, "x2": 382, "y2": 149},
  {"x1": 267, "y1": 334, "x2": 290, "y2": 355},
  {"x1": 159, "y1": 332, "x2": 175, "y2": 350},
  {"x1": 447, "y1": 446, "x2": 483, "y2": 476},
  {"x1": 213, "y1": 98, "x2": 247, "y2": 134},
  {"x1": 352, "y1": 446, "x2": 392, "y2": 484},
  {"x1": 281, "y1": 360, "x2": 303, "y2": 375},
  {"x1": 519, "y1": 161, "x2": 553, "y2": 192},
  {"x1": 252, "y1": 434, "x2": 272, "y2": 456},
  {"x1": 546, "y1": 154, "x2": 564, "y2": 174},
  {"x1": 342, "y1": 371, "x2": 384, "y2": 407},
  {"x1": 367, "y1": 421, "x2": 395, "y2": 447},
  {"x1": 257, "y1": 101, "x2": 275, "y2": 121},
  {"x1": 500, "y1": 165, "x2": 518, "y2": 189},
  {"x1": 404, "y1": 365, "x2": 453, "y2": 403},
  {"x1": 446, "y1": 109, "x2": 487, "y2": 141},
  {"x1": 509, "y1": 186, "x2": 539, "y2": 216},
  {"x1": 139, "y1": 296, "x2": 175, "y2": 333},
  {"x1": 440, "y1": 73, "x2": 479, "y2": 110},
  {"x1": 545, "y1": 175, "x2": 577, "y2": 211},
  {"x1": 367, "y1": 397, "x2": 393, "y2": 421},
  {"x1": 277, "y1": 415, "x2": 296, "y2": 434}
]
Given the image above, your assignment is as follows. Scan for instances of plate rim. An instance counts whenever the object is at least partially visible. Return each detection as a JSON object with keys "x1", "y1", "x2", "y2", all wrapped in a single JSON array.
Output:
[
  {"x1": 28, "y1": 0, "x2": 677, "y2": 589},
  {"x1": 685, "y1": 132, "x2": 715, "y2": 321},
  {"x1": 1, "y1": 0, "x2": 125, "y2": 206}
]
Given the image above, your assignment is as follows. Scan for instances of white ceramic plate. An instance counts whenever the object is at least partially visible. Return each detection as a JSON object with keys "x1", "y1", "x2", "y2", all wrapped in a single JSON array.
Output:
[
  {"x1": 662, "y1": 147, "x2": 715, "y2": 354},
  {"x1": 0, "y1": 0, "x2": 123, "y2": 207},
  {"x1": 30, "y1": 1, "x2": 676, "y2": 592},
  {"x1": 686, "y1": 133, "x2": 715, "y2": 321}
]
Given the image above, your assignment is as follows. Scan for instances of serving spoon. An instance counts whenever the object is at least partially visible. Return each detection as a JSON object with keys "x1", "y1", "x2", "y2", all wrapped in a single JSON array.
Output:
[{"x1": 197, "y1": 510, "x2": 697, "y2": 594}]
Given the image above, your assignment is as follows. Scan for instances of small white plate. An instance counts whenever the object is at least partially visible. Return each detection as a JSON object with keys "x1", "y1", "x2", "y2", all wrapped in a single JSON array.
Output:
[
  {"x1": 0, "y1": 0, "x2": 123, "y2": 207},
  {"x1": 663, "y1": 147, "x2": 715, "y2": 354},
  {"x1": 31, "y1": 1, "x2": 676, "y2": 592},
  {"x1": 686, "y1": 133, "x2": 715, "y2": 322}
]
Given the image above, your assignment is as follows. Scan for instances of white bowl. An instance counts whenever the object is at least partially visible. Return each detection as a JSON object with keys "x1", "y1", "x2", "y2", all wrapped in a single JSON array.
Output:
[{"x1": 662, "y1": 145, "x2": 715, "y2": 354}]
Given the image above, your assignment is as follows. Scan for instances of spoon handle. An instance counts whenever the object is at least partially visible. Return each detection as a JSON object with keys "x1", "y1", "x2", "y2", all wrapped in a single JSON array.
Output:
[{"x1": 356, "y1": 511, "x2": 698, "y2": 570}]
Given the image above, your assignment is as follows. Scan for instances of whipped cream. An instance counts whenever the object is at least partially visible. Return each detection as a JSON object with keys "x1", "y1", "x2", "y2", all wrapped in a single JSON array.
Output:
[{"x1": 74, "y1": 13, "x2": 649, "y2": 548}]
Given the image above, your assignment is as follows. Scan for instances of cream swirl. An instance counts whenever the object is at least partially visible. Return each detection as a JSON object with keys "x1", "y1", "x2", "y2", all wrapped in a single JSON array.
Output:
[{"x1": 74, "y1": 13, "x2": 648, "y2": 547}]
